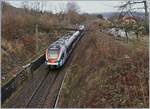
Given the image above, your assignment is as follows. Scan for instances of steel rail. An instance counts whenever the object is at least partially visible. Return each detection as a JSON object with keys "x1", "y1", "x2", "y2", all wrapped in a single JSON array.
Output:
[{"x1": 26, "y1": 70, "x2": 59, "y2": 108}]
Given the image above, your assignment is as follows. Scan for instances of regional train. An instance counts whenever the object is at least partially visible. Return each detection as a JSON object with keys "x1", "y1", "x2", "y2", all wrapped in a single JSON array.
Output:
[{"x1": 45, "y1": 25, "x2": 85, "y2": 68}]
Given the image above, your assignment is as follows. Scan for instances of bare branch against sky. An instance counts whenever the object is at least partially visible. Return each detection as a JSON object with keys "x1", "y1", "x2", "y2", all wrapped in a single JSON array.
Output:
[{"x1": 5, "y1": 0, "x2": 145, "y2": 14}]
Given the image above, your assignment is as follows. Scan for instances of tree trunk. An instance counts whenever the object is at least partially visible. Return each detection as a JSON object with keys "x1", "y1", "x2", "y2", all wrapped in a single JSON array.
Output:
[
  {"x1": 136, "y1": 32, "x2": 139, "y2": 39},
  {"x1": 125, "y1": 30, "x2": 128, "y2": 43}
]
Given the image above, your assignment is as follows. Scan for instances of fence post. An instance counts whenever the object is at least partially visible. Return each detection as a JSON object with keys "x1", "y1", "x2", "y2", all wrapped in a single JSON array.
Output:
[
  {"x1": 23, "y1": 63, "x2": 32, "y2": 78},
  {"x1": 36, "y1": 24, "x2": 39, "y2": 53}
]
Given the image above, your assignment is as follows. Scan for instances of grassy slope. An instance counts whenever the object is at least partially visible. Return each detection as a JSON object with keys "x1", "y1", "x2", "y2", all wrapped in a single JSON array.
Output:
[
  {"x1": 1, "y1": 2, "x2": 87, "y2": 85},
  {"x1": 1, "y1": 3, "x2": 58, "y2": 85},
  {"x1": 57, "y1": 27, "x2": 148, "y2": 107}
]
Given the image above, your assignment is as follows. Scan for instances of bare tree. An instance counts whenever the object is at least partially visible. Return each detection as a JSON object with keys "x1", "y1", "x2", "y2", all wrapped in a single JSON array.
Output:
[
  {"x1": 65, "y1": 2, "x2": 81, "y2": 25},
  {"x1": 66, "y1": 2, "x2": 80, "y2": 13},
  {"x1": 57, "y1": 3, "x2": 66, "y2": 25},
  {"x1": 21, "y1": 0, "x2": 29, "y2": 13},
  {"x1": 118, "y1": 0, "x2": 149, "y2": 33},
  {"x1": 59, "y1": 3, "x2": 66, "y2": 14}
]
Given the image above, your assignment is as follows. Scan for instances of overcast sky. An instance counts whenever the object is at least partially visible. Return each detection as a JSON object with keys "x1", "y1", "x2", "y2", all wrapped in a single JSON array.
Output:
[{"x1": 6, "y1": 0, "x2": 145, "y2": 14}]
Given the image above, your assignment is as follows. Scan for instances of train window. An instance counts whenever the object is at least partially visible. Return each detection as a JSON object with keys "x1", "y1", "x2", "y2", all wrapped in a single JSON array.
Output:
[
  {"x1": 66, "y1": 47, "x2": 69, "y2": 53},
  {"x1": 49, "y1": 49, "x2": 59, "y2": 59}
]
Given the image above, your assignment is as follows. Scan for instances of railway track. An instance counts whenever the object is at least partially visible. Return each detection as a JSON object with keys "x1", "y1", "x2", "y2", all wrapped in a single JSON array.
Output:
[
  {"x1": 26, "y1": 69, "x2": 59, "y2": 108},
  {"x1": 2, "y1": 62, "x2": 69, "y2": 108},
  {"x1": 2, "y1": 31, "x2": 85, "y2": 108},
  {"x1": 3, "y1": 61, "x2": 68, "y2": 108}
]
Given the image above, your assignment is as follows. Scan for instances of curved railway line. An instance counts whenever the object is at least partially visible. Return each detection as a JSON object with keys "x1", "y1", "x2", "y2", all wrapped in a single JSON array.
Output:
[{"x1": 2, "y1": 30, "x2": 85, "y2": 108}]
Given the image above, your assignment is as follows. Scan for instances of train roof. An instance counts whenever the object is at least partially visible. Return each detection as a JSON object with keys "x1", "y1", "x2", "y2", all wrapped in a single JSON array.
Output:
[
  {"x1": 48, "y1": 34, "x2": 70, "y2": 49},
  {"x1": 48, "y1": 44, "x2": 61, "y2": 50},
  {"x1": 48, "y1": 30, "x2": 79, "y2": 49}
]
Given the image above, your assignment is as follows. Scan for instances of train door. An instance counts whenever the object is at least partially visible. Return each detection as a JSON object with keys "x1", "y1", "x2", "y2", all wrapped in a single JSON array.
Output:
[
  {"x1": 59, "y1": 52, "x2": 65, "y2": 66},
  {"x1": 64, "y1": 49, "x2": 67, "y2": 62}
]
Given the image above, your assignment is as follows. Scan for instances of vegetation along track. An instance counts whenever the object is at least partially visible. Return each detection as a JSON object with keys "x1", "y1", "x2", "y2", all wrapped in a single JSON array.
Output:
[{"x1": 2, "y1": 31, "x2": 85, "y2": 108}]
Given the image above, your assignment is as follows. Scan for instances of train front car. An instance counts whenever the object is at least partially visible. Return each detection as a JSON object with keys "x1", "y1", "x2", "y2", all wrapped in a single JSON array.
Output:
[
  {"x1": 45, "y1": 44, "x2": 65, "y2": 68},
  {"x1": 79, "y1": 25, "x2": 85, "y2": 31},
  {"x1": 45, "y1": 25, "x2": 85, "y2": 68}
]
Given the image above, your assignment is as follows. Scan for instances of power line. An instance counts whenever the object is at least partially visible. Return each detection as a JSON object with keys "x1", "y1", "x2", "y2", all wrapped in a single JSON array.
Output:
[{"x1": 118, "y1": 0, "x2": 148, "y2": 32}]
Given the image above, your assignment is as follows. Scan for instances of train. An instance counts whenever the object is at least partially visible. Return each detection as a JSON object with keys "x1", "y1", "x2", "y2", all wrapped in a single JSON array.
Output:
[{"x1": 45, "y1": 25, "x2": 85, "y2": 68}]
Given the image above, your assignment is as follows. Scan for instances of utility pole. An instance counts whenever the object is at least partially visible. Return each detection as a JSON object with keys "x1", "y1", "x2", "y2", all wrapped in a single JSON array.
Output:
[
  {"x1": 35, "y1": 24, "x2": 39, "y2": 53},
  {"x1": 143, "y1": 0, "x2": 149, "y2": 32},
  {"x1": 130, "y1": 0, "x2": 149, "y2": 32},
  {"x1": 119, "y1": 0, "x2": 149, "y2": 33}
]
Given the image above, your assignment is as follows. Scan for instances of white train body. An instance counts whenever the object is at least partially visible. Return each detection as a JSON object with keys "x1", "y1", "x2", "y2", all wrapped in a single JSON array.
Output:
[{"x1": 45, "y1": 25, "x2": 85, "y2": 67}]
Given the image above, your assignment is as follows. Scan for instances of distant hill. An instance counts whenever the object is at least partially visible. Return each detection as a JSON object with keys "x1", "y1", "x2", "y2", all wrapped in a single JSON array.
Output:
[
  {"x1": 100, "y1": 12, "x2": 145, "y2": 19},
  {"x1": 87, "y1": 11, "x2": 145, "y2": 20}
]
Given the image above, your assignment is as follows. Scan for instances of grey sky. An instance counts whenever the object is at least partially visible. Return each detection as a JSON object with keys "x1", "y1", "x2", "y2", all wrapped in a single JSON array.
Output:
[{"x1": 6, "y1": 0, "x2": 145, "y2": 14}]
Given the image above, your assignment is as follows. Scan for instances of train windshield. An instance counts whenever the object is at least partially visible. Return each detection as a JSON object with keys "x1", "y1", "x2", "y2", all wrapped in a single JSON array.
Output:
[{"x1": 49, "y1": 49, "x2": 59, "y2": 59}]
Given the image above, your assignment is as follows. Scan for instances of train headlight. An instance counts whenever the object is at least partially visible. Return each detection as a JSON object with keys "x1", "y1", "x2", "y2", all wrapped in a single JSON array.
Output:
[{"x1": 58, "y1": 59, "x2": 63, "y2": 66}]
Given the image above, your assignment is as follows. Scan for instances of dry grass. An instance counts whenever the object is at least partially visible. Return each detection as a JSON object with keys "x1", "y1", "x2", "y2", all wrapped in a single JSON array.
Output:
[
  {"x1": 57, "y1": 30, "x2": 148, "y2": 108},
  {"x1": 1, "y1": 2, "x2": 87, "y2": 85},
  {"x1": 1, "y1": 3, "x2": 58, "y2": 84},
  {"x1": 2, "y1": 2, "x2": 148, "y2": 107}
]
